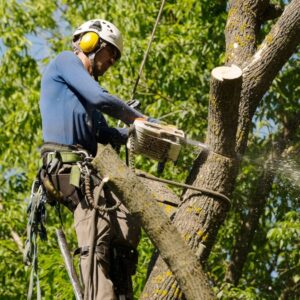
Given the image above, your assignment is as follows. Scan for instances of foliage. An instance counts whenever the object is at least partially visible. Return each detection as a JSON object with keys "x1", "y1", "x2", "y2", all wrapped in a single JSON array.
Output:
[{"x1": 0, "y1": 0, "x2": 299, "y2": 299}]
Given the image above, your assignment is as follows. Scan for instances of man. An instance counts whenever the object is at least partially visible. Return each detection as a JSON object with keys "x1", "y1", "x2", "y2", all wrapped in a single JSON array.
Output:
[{"x1": 40, "y1": 19, "x2": 151, "y2": 299}]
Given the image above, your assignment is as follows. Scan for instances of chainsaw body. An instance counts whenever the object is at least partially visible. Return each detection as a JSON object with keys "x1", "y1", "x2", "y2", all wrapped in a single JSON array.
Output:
[{"x1": 129, "y1": 120, "x2": 185, "y2": 162}]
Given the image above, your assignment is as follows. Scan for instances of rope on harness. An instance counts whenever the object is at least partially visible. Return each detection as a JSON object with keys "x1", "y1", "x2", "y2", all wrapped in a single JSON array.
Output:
[
  {"x1": 24, "y1": 179, "x2": 47, "y2": 300},
  {"x1": 82, "y1": 161, "x2": 121, "y2": 212},
  {"x1": 137, "y1": 172, "x2": 231, "y2": 206},
  {"x1": 128, "y1": 126, "x2": 136, "y2": 172}
]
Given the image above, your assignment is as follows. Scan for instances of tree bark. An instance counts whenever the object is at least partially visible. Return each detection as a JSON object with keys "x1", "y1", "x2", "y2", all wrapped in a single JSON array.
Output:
[
  {"x1": 92, "y1": 145, "x2": 215, "y2": 300},
  {"x1": 236, "y1": 0, "x2": 300, "y2": 154},
  {"x1": 225, "y1": 0, "x2": 270, "y2": 66},
  {"x1": 138, "y1": 170, "x2": 180, "y2": 218},
  {"x1": 142, "y1": 65, "x2": 242, "y2": 299}
]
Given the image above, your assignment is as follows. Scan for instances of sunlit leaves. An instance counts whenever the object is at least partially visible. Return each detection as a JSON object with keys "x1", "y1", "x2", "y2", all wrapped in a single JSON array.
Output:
[{"x1": 1, "y1": 0, "x2": 299, "y2": 299}]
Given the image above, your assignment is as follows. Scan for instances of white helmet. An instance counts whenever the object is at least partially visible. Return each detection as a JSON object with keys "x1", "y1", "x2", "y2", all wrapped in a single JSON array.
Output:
[{"x1": 73, "y1": 19, "x2": 123, "y2": 57}]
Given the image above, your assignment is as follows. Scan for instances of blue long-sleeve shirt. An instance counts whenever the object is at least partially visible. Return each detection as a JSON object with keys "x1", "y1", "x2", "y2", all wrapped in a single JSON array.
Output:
[{"x1": 40, "y1": 51, "x2": 144, "y2": 155}]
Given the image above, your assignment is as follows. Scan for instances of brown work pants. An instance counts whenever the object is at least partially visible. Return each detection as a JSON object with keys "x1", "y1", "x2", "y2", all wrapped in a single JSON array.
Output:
[
  {"x1": 74, "y1": 188, "x2": 140, "y2": 300},
  {"x1": 48, "y1": 167, "x2": 140, "y2": 300}
]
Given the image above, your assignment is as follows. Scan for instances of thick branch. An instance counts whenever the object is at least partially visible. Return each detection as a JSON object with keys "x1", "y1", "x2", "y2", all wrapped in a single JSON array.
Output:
[
  {"x1": 225, "y1": 0, "x2": 270, "y2": 66},
  {"x1": 92, "y1": 145, "x2": 215, "y2": 300},
  {"x1": 236, "y1": 0, "x2": 300, "y2": 154}
]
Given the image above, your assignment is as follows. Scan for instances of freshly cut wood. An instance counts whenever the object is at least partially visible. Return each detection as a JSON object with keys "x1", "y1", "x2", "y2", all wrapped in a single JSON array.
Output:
[
  {"x1": 211, "y1": 65, "x2": 242, "y2": 81},
  {"x1": 208, "y1": 64, "x2": 242, "y2": 157}
]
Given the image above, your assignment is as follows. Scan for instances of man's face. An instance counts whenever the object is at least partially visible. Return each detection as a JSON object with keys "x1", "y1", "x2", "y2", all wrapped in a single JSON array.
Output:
[{"x1": 93, "y1": 44, "x2": 119, "y2": 77}]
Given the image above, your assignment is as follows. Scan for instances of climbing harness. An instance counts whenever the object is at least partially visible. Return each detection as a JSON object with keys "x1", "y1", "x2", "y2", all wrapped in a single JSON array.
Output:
[{"x1": 39, "y1": 147, "x2": 120, "y2": 213}]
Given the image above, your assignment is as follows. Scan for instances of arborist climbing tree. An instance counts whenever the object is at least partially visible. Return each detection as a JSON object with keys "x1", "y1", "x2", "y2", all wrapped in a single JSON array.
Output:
[
  {"x1": 1, "y1": 1, "x2": 300, "y2": 299},
  {"x1": 25, "y1": 18, "x2": 160, "y2": 300}
]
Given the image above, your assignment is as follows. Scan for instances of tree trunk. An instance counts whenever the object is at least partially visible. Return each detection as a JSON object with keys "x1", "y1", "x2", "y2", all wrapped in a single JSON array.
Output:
[
  {"x1": 92, "y1": 145, "x2": 215, "y2": 300},
  {"x1": 141, "y1": 66, "x2": 242, "y2": 299}
]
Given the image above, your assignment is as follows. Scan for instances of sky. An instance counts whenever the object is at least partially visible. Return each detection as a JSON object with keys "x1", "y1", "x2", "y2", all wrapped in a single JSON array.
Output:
[{"x1": 0, "y1": 4, "x2": 70, "y2": 67}]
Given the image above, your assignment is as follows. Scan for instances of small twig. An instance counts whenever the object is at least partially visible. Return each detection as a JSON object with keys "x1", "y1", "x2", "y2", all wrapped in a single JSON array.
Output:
[
  {"x1": 123, "y1": 77, "x2": 175, "y2": 103},
  {"x1": 11, "y1": 230, "x2": 24, "y2": 254},
  {"x1": 158, "y1": 110, "x2": 185, "y2": 120},
  {"x1": 1, "y1": 244, "x2": 18, "y2": 255}
]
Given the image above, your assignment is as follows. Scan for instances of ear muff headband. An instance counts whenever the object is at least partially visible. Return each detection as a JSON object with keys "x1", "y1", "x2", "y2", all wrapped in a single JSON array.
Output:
[{"x1": 79, "y1": 32, "x2": 100, "y2": 53}]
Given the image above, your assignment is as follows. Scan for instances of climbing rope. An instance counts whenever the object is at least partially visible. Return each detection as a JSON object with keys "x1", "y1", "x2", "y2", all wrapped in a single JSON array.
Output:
[
  {"x1": 24, "y1": 180, "x2": 47, "y2": 300},
  {"x1": 136, "y1": 172, "x2": 231, "y2": 206},
  {"x1": 82, "y1": 162, "x2": 121, "y2": 212},
  {"x1": 128, "y1": 127, "x2": 136, "y2": 172},
  {"x1": 131, "y1": 0, "x2": 166, "y2": 100}
]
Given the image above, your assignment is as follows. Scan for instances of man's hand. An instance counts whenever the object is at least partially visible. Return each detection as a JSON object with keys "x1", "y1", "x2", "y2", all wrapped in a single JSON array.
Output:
[
  {"x1": 134, "y1": 117, "x2": 161, "y2": 124},
  {"x1": 146, "y1": 117, "x2": 160, "y2": 124}
]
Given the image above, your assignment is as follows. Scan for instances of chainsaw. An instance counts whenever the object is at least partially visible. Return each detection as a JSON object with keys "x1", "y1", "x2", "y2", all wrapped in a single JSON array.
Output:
[
  {"x1": 125, "y1": 119, "x2": 230, "y2": 205},
  {"x1": 127, "y1": 119, "x2": 209, "y2": 163}
]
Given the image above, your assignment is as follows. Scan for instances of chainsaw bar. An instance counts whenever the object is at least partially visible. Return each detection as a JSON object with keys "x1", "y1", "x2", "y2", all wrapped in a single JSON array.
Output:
[{"x1": 182, "y1": 138, "x2": 210, "y2": 151}]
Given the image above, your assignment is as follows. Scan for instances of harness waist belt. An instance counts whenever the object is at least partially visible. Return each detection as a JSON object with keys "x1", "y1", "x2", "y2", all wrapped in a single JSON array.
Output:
[
  {"x1": 39, "y1": 151, "x2": 83, "y2": 168},
  {"x1": 40, "y1": 143, "x2": 92, "y2": 167},
  {"x1": 45, "y1": 152, "x2": 82, "y2": 164}
]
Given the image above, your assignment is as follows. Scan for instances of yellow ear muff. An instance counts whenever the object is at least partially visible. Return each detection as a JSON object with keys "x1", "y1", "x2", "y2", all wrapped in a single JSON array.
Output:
[{"x1": 79, "y1": 32, "x2": 99, "y2": 53}]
